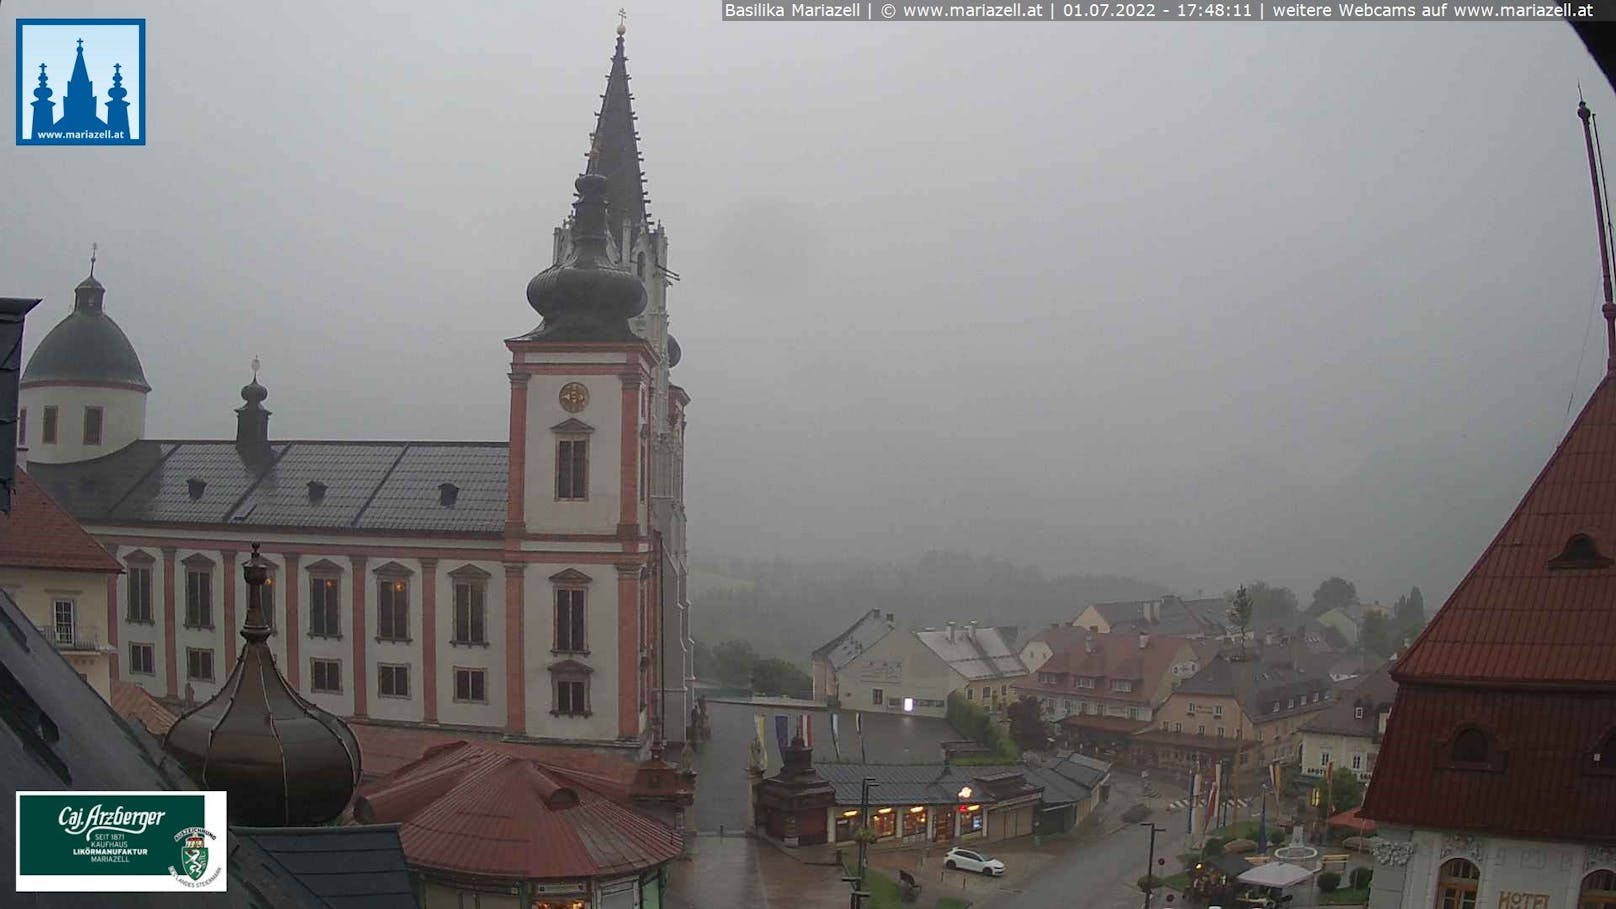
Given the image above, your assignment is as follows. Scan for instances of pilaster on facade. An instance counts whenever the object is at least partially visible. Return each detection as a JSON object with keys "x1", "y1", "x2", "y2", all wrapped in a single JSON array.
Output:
[
  {"x1": 504, "y1": 562, "x2": 526, "y2": 735},
  {"x1": 506, "y1": 372, "x2": 530, "y2": 538},
  {"x1": 162, "y1": 546, "x2": 178, "y2": 698},
  {"x1": 220, "y1": 547, "x2": 238, "y2": 667},
  {"x1": 421, "y1": 557, "x2": 439, "y2": 724},
  {"x1": 283, "y1": 552, "x2": 301, "y2": 690},
  {"x1": 351, "y1": 555, "x2": 369, "y2": 718},
  {"x1": 616, "y1": 562, "x2": 644, "y2": 741}
]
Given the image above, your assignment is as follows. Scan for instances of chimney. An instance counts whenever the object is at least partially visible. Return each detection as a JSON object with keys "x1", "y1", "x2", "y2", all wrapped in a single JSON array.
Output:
[
  {"x1": 307, "y1": 481, "x2": 327, "y2": 504},
  {"x1": 438, "y1": 482, "x2": 459, "y2": 507},
  {"x1": 187, "y1": 478, "x2": 207, "y2": 500},
  {"x1": 946, "y1": 621, "x2": 956, "y2": 642},
  {"x1": 885, "y1": 612, "x2": 895, "y2": 625},
  {"x1": 1138, "y1": 631, "x2": 1149, "y2": 650}
]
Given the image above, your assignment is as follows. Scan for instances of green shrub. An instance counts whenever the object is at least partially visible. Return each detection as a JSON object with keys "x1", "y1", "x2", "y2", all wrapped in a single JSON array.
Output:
[
  {"x1": 1318, "y1": 871, "x2": 1341, "y2": 892},
  {"x1": 1202, "y1": 837, "x2": 1226, "y2": 856},
  {"x1": 1137, "y1": 874, "x2": 1162, "y2": 894},
  {"x1": 1223, "y1": 838, "x2": 1257, "y2": 855},
  {"x1": 1349, "y1": 867, "x2": 1374, "y2": 890}
]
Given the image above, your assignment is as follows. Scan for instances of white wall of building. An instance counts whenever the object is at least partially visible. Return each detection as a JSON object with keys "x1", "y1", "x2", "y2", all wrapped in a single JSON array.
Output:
[
  {"x1": 836, "y1": 630, "x2": 959, "y2": 717},
  {"x1": 1369, "y1": 825, "x2": 1616, "y2": 909},
  {"x1": 1298, "y1": 729, "x2": 1376, "y2": 781},
  {"x1": 19, "y1": 384, "x2": 146, "y2": 464},
  {"x1": 522, "y1": 359, "x2": 634, "y2": 535}
]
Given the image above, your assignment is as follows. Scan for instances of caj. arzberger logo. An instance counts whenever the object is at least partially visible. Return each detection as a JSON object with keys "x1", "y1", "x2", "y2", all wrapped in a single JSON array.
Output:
[
  {"x1": 15, "y1": 18, "x2": 146, "y2": 146},
  {"x1": 15, "y1": 792, "x2": 227, "y2": 892}
]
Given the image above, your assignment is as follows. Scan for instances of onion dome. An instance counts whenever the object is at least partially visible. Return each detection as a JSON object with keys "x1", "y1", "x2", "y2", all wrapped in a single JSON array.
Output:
[
  {"x1": 235, "y1": 357, "x2": 272, "y2": 452},
  {"x1": 521, "y1": 173, "x2": 647, "y2": 342},
  {"x1": 21, "y1": 265, "x2": 149, "y2": 391},
  {"x1": 666, "y1": 334, "x2": 682, "y2": 368},
  {"x1": 164, "y1": 543, "x2": 360, "y2": 826}
]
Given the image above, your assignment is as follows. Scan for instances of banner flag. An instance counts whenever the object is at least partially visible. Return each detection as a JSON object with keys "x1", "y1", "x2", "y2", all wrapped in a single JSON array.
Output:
[
  {"x1": 754, "y1": 714, "x2": 770, "y2": 773},
  {"x1": 1186, "y1": 771, "x2": 1198, "y2": 834},
  {"x1": 830, "y1": 713, "x2": 842, "y2": 759},
  {"x1": 774, "y1": 714, "x2": 789, "y2": 755}
]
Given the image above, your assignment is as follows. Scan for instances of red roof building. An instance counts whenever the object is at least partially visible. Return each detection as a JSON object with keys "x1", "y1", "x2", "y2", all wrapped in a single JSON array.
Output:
[
  {"x1": 1360, "y1": 374, "x2": 1616, "y2": 906},
  {"x1": 0, "y1": 470, "x2": 122, "y2": 702},
  {"x1": 1014, "y1": 630, "x2": 1204, "y2": 753},
  {"x1": 355, "y1": 738, "x2": 689, "y2": 908}
]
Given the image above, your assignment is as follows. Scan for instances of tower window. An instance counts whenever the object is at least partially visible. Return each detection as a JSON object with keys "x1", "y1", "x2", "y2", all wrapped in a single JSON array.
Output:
[
  {"x1": 83, "y1": 406, "x2": 103, "y2": 445},
  {"x1": 556, "y1": 439, "x2": 589, "y2": 500},
  {"x1": 41, "y1": 406, "x2": 58, "y2": 444}
]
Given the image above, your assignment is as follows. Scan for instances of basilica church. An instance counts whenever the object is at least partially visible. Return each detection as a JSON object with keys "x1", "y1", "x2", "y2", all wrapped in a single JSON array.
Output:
[{"x1": 18, "y1": 30, "x2": 692, "y2": 757}]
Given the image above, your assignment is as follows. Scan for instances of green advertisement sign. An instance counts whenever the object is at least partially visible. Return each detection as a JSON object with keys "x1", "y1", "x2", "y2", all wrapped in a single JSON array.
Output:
[{"x1": 15, "y1": 791, "x2": 226, "y2": 892}]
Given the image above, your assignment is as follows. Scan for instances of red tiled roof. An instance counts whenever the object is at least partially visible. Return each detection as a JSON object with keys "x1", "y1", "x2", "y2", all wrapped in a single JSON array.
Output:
[
  {"x1": 1029, "y1": 633, "x2": 1197, "y2": 705},
  {"x1": 350, "y1": 721, "x2": 635, "y2": 783},
  {"x1": 1059, "y1": 714, "x2": 1148, "y2": 735},
  {"x1": 1364, "y1": 379, "x2": 1616, "y2": 839},
  {"x1": 1394, "y1": 377, "x2": 1616, "y2": 688},
  {"x1": 356, "y1": 740, "x2": 681, "y2": 881},
  {"x1": 0, "y1": 471, "x2": 122, "y2": 573},
  {"x1": 1360, "y1": 687, "x2": 1616, "y2": 840},
  {"x1": 111, "y1": 680, "x2": 177, "y2": 736}
]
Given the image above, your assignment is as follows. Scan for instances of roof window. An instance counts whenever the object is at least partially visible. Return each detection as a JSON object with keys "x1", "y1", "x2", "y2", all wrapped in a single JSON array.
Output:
[
  {"x1": 439, "y1": 483, "x2": 459, "y2": 507},
  {"x1": 1452, "y1": 727, "x2": 1489, "y2": 764},
  {"x1": 307, "y1": 481, "x2": 327, "y2": 504},
  {"x1": 1548, "y1": 533, "x2": 1614, "y2": 569},
  {"x1": 186, "y1": 478, "x2": 206, "y2": 500}
]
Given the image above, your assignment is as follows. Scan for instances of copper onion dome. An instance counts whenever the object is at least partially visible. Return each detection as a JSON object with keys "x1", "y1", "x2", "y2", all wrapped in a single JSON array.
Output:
[
  {"x1": 163, "y1": 543, "x2": 360, "y2": 826},
  {"x1": 521, "y1": 173, "x2": 647, "y2": 342}
]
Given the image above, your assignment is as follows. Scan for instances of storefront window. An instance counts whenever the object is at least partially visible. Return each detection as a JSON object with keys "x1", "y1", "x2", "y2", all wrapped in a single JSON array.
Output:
[
  {"x1": 902, "y1": 807, "x2": 928, "y2": 838},
  {"x1": 872, "y1": 808, "x2": 897, "y2": 839},
  {"x1": 834, "y1": 809, "x2": 860, "y2": 842},
  {"x1": 933, "y1": 811, "x2": 955, "y2": 842},
  {"x1": 960, "y1": 805, "x2": 984, "y2": 836}
]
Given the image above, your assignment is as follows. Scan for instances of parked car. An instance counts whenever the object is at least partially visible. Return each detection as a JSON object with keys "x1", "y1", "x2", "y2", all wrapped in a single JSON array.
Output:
[{"x1": 943, "y1": 847, "x2": 1006, "y2": 876}]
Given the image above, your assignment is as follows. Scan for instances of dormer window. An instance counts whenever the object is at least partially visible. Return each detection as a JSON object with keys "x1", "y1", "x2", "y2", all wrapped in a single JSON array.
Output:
[
  {"x1": 307, "y1": 481, "x2": 327, "y2": 504},
  {"x1": 438, "y1": 483, "x2": 459, "y2": 507},
  {"x1": 1548, "y1": 532, "x2": 1614, "y2": 569},
  {"x1": 1452, "y1": 727, "x2": 1490, "y2": 764},
  {"x1": 187, "y1": 478, "x2": 206, "y2": 500}
]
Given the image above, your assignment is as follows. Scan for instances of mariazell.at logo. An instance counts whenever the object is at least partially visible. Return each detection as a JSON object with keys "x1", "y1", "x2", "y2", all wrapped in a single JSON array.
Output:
[{"x1": 15, "y1": 18, "x2": 146, "y2": 146}]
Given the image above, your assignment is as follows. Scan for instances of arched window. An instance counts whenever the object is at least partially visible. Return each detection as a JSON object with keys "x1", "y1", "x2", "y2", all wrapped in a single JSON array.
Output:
[
  {"x1": 1584, "y1": 870, "x2": 1616, "y2": 909},
  {"x1": 1436, "y1": 858, "x2": 1480, "y2": 909},
  {"x1": 1452, "y1": 727, "x2": 1489, "y2": 764}
]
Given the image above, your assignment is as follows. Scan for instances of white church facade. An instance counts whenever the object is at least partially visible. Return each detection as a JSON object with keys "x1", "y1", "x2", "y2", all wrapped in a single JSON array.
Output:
[{"x1": 17, "y1": 32, "x2": 693, "y2": 756}]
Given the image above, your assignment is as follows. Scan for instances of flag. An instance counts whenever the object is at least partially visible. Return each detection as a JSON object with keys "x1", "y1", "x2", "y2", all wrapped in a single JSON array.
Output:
[
  {"x1": 1203, "y1": 763, "x2": 1221, "y2": 836},
  {"x1": 1269, "y1": 761, "x2": 1284, "y2": 796},
  {"x1": 1325, "y1": 759, "x2": 1335, "y2": 815},
  {"x1": 1256, "y1": 789, "x2": 1269, "y2": 853},
  {"x1": 856, "y1": 711, "x2": 867, "y2": 764},
  {"x1": 754, "y1": 714, "x2": 770, "y2": 773},
  {"x1": 799, "y1": 714, "x2": 814, "y2": 749},
  {"x1": 774, "y1": 714, "x2": 789, "y2": 753},
  {"x1": 1186, "y1": 771, "x2": 1199, "y2": 835},
  {"x1": 830, "y1": 713, "x2": 842, "y2": 759}
]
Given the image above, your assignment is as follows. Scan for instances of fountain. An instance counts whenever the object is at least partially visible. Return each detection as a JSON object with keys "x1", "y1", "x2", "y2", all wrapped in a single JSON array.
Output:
[{"x1": 1272, "y1": 825, "x2": 1321, "y2": 869}]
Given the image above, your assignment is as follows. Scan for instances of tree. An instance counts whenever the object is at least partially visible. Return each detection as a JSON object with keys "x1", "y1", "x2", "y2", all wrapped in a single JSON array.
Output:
[
  {"x1": 1359, "y1": 611, "x2": 1394, "y2": 659},
  {"x1": 1330, "y1": 766, "x2": 1364, "y2": 812},
  {"x1": 1006, "y1": 696, "x2": 1048, "y2": 752},
  {"x1": 1226, "y1": 586, "x2": 1254, "y2": 652},
  {"x1": 1394, "y1": 586, "x2": 1427, "y2": 643},
  {"x1": 1309, "y1": 577, "x2": 1359, "y2": 616},
  {"x1": 692, "y1": 639, "x2": 713, "y2": 681},
  {"x1": 1246, "y1": 581, "x2": 1299, "y2": 627},
  {"x1": 710, "y1": 639, "x2": 758, "y2": 689},
  {"x1": 751, "y1": 657, "x2": 812, "y2": 699}
]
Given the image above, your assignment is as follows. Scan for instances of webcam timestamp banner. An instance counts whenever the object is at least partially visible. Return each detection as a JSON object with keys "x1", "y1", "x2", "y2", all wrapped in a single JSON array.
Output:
[{"x1": 721, "y1": 0, "x2": 1610, "y2": 19}]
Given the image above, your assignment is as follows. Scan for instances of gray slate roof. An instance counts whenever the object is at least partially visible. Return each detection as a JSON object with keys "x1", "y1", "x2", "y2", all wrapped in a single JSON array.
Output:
[
  {"x1": 232, "y1": 826, "x2": 418, "y2": 909},
  {"x1": 30, "y1": 440, "x2": 508, "y2": 535},
  {"x1": 813, "y1": 609, "x2": 896, "y2": 672},
  {"x1": 816, "y1": 758, "x2": 1107, "y2": 808},
  {"x1": 1096, "y1": 596, "x2": 1227, "y2": 638},
  {"x1": 914, "y1": 626, "x2": 1026, "y2": 681},
  {"x1": 1177, "y1": 648, "x2": 1338, "y2": 721}
]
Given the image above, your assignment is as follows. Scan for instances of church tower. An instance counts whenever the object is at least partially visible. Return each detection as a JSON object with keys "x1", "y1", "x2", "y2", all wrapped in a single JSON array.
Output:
[
  {"x1": 55, "y1": 40, "x2": 110, "y2": 133},
  {"x1": 20, "y1": 256, "x2": 150, "y2": 464},
  {"x1": 540, "y1": 27, "x2": 693, "y2": 745}
]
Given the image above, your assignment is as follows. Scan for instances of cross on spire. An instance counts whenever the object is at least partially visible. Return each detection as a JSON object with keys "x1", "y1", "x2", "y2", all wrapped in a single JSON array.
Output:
[
  {"x1": 618, "y1": 7, "x2": 628, "y2": 34},
  {"x1": 89, "y1": 243, "x2": 97, "y2": 278},
  {"x1": 76, "y1": 38, "x2": 83, "y2": 51},
  {"x1": 251, "y1": 356, "x2": 261, "y2": 382}
]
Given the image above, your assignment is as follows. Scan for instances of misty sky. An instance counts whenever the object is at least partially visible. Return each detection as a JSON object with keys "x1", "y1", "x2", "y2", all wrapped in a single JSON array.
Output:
[{"x1": 4, "y1": 2, "x2": 1614, "y2": 610}]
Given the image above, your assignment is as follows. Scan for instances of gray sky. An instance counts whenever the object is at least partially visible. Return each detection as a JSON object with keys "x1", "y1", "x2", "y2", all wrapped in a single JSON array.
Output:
[{"x1": 5, "y1": 2, "x2": 1614, "y2": 608}]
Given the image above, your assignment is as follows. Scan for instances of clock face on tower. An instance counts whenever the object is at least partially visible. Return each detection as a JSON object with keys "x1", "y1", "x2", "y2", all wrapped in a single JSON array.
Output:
[{"x1": 559, "y1": 382, "x2": 590, "y2": 413}]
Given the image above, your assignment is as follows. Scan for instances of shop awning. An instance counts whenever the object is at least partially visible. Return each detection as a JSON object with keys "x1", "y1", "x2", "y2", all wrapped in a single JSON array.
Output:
[{"x1": 1237, "y1": 862, "x2": 1316, "y2": 889}]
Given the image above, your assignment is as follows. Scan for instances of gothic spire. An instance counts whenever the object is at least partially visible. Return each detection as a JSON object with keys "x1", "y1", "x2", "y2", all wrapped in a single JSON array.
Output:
[{"x1": 585, "y1": 27, "x2": 649, "y2": 245}]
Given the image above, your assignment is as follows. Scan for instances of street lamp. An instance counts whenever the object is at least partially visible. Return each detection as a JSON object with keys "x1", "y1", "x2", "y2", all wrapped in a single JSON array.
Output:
[{"x1": 1140, "y1": 822, "x2": 1166, "y2": 909}]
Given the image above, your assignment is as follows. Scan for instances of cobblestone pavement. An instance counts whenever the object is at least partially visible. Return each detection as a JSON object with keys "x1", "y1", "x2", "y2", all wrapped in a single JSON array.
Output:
[{"x1": 666, "y1": 834, "x2": 849, "y2": 909}]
